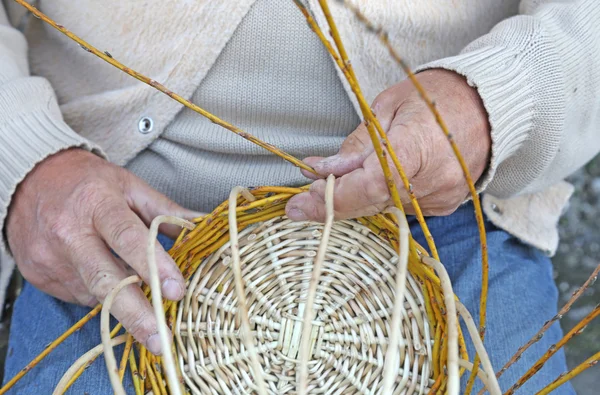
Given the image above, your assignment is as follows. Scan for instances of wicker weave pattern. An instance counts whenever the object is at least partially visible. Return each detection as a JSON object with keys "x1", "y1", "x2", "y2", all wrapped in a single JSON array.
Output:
[{"x1": 175, "y1": 217, "x2": 433, "y2": 394}]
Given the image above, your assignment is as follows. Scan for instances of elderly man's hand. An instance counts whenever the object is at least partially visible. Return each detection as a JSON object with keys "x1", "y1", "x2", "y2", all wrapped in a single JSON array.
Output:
[
  {"x1": 285, "y1": 69, "x2": 491, "y2": 221},
  {"x1": 6, "y1": 149, "x2": 200, "y2": 355}
]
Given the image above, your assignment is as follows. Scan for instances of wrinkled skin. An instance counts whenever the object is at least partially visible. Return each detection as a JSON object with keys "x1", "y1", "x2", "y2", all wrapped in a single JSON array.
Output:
[
  {"x1": 285, "y1": 69, "x2": 491, "y2": 221},
  {"x1": 6, "y1": 149, "x2": 201, "y2": 355}
]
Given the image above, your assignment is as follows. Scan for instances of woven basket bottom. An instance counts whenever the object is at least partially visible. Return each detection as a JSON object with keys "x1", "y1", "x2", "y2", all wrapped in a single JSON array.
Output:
[{"x1": 174, "y1": 216, "x2": 433, "y2": 394}]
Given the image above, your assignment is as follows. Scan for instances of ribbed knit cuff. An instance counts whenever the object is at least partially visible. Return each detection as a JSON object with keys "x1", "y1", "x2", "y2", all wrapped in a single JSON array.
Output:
[
  {"x1": 0, "y1": 77, "x2": 105, "y2": 254},
  {"x1": 414, "y1": 46, "x2": 535, "y2": 194}
]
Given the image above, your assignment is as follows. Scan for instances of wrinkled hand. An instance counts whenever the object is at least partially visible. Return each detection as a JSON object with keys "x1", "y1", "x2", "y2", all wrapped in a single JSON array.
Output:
[
  {"x1": 6, "y1": 149, "x2": 200, "y2": 355},
  {"x1": 286, "y1": 69, "x2": 491, "y2": 221}
]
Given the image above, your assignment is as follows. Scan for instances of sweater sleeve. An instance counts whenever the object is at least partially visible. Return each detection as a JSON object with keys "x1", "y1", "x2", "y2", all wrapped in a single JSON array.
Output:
[
  {"x1": 0, "y1": 5, "x2": 105, "y2": 254},
  {"x1": 414, "y1": 0, "x2": 600, "y2": 199}
]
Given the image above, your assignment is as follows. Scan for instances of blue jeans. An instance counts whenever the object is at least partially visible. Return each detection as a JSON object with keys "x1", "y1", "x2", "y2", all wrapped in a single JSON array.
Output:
[{"x1": 3, "y1": 202, "x2": 574, "y2": 394}]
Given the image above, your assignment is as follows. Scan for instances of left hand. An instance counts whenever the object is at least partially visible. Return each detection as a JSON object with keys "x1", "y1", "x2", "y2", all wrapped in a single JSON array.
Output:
[{"x1": 285, "y1": 69, "x2": 491, "y2": 221}]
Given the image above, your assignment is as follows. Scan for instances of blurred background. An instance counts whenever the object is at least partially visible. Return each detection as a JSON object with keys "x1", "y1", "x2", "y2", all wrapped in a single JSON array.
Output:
[
  {"x1": 551, "y1": 159, "x2": 600, "y2": 394},
  {"x1": 0, "y1": 161, "x2": 597, "y2": 393}
]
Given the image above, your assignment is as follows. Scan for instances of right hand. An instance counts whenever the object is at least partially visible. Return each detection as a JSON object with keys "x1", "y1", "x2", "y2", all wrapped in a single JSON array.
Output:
[{"x1": 5, "y1": 148, "x2": 200, "y2": 355}]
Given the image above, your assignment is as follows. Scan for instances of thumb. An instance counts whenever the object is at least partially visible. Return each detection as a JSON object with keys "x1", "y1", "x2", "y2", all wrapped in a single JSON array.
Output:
[
  {"x1": 307, "y1": 122, "x2": 374, "y2": 178},
  {"x1": 122, "y1": 170, "x2": 203, "y2": 238}
]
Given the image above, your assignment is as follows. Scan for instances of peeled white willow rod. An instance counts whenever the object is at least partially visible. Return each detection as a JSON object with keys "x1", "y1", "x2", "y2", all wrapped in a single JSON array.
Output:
[
  {"x1": 228, "y1": 186, "x2": 268, "y2": 395},
  {"x1": 381, "y1": 207, "x2": 411, "y2": 394},
  {"x1": 101, "y1": 275, "x2": 142, "y2": 395},
  {"x1": 459, "y1": 359, "x2": 496, "y2": 394},
  {"x1": 147, "y1": 215, "x2": 196, "y2": 395},
  {"x1": 456, "y1": 300, "x2": 501, "y2": 395},
  {"x1": 298, "y1": 174, "x2": 336, "y2": 394},
  {"x1": 53, "y1": 335, "x2": 128, "y2": 395},
  {"x1": 421, "y1": 256, "x2": 460, "y2": 395}
]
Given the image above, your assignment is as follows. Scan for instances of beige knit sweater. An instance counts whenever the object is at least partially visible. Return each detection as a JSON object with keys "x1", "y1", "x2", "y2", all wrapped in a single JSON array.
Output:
[{"x1": 1, "y1": 0, "x2": 599, "y2": 273}]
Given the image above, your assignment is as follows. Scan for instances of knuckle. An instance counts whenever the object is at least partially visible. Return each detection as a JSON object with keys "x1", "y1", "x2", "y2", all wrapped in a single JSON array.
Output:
[
  {"x1": 125, "y1": 308, "x2": 153, "y2": 340},
  {"x1": 86, "y1": 266, "x2": 114, "y2": 301},
  {"x1": 75, "y1": 293, "x2": 98, "y2": 307},
  {"x1": 109, "y1": 220, "x2": 143, "y2": 252},
  {"x1": 164, "y1": 199, "x2": 181, "y2": 216},
  {"x1": 343, "y1": 131, "x2": 367, "y2": 152},
  {"x1": 372, "y1": 90, "x2": 392, "y2": 110},
  {"x1": 93, "y1": 195, "x2": 119, "y2": 221},
  {"x1": 48, "y1": 213, "x2": 76, "y2": 244},
  {"x1": 365, "y1": 175, "x2": 391, "y2": 205},
  {"x1": 75, "y1": 182, "x2": 117, "y2": 221},
  {"x1": 74, "y1": 181, "x2": 103, "y2": 209},
  {"x1": 28, "y1": 242, "x2": 52, "y2": 267}
]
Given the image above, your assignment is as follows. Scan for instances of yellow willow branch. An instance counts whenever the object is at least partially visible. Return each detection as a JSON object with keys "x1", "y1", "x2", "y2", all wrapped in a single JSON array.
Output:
[
  {"x1": 12, "y1": 0, "x2": 317, "y2": 176},
  {"x1": 491, "y1": 263, "x2": 600, "y2": 389},
  {"x1": 0, "y1": 304, "x2": 102, "y2": 394},
  {"x1": 129, "y1": 346, "x2": 143, "y2": 395},
  {"x1": 505, "y1": 304, "x2": 600, "y2": 395},
  {"x1": 118, "y1": 335, "x2": 134, "y2": 382},
  {"x1": 60, "y1": 323, "x2": 123, "y2": 394},
  {"x1": 53, "y1": 335, "x2": 128, "y2": 395},
  {"x1": 535, "y1": 350, "x2": 600, "y2": 395}
]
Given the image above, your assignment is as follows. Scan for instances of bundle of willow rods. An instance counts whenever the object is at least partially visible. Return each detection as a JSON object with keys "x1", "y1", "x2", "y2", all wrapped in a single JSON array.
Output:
[{"x1": 1, "y1": 1, "x2": 598, "y2": 394}]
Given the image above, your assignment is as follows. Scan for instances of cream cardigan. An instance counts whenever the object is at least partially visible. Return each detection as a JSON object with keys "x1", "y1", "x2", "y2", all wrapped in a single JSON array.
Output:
[{"x1": 1, "y1": 0, "x2": 599, "y2": 296}]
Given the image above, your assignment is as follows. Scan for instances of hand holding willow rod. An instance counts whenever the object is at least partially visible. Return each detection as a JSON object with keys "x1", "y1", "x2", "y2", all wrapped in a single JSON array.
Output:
[
  {"x1": 286, "y1": 69, "x2": 491, "y2": 221},
  {"x1": 5, "y1": 148, "x2": 200, "y2": 355}
]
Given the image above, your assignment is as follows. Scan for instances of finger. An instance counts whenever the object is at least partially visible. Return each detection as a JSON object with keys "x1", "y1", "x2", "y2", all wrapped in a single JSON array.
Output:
[
  {"x1": 308, "y1": 123, "x2": 374, "y2": 178},
  {"x1": 300, "y1": 156, "x2": 326, "y2": 180},
  {"x1": 286, "y1": 166, "x2": 393, "y2": 222},
  {"x1": 92, "y1": 198, "x2": 185, "y2": 301},
  {"x1": 72, "y1": 237, "x2": 168, "y2": 355},
  {"x1": 123, "y1": 170, "x2": 202, "y2": 238}
]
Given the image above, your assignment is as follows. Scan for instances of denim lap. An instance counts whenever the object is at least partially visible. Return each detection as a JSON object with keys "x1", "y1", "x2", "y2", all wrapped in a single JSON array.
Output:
[{"x1": 3, "y1": 204, "x2": 574, "y2": 394}]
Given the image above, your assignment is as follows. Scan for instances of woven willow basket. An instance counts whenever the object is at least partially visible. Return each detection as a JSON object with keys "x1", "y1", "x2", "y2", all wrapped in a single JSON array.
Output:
[
  {"x1": 175, "y1": 215, "x2": 432, "y2": 394},
  {"x1": 159, "y1": 185, "x2": 460, "y2": 395}
]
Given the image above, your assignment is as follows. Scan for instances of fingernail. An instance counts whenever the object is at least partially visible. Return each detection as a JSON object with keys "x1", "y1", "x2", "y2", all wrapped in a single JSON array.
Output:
[
  {"x1": 162, "y1": 278, "x2": 184, "y2": 300},
  {"x1": 147, "y1": 333, "x2": 162, "y2": 355},
  {"x1": 287, "y1": 208, "x2": 307, "y2": 221}
]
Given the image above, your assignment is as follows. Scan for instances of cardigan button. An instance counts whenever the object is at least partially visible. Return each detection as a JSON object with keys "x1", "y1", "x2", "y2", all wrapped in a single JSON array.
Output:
[{"x1": 138, "y1": 116, "x2": 154, "y2": 134}]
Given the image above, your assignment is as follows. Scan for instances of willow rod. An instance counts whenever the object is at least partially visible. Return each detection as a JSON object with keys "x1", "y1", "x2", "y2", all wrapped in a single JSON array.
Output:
[
  {"x1": 505, "y1": 304, "x2": 600, "y2": 395},
  {"x1": 298, "y1": 175, "x2": 335, "y2": 394},
  {"x1": 491, "y1": 263, "x2": 600, "y2": 389},
  {"x1": 535, "y1": 350, "x2": 600, "y2": 395},
  {"x1": 0, "y1": 304, "x2": 102, "y2": 394}
]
